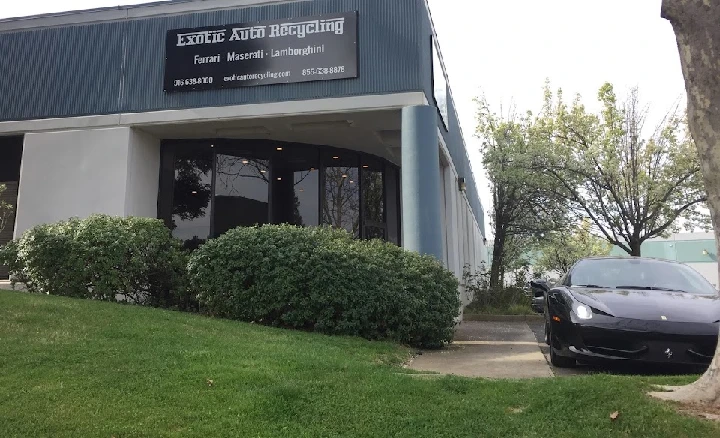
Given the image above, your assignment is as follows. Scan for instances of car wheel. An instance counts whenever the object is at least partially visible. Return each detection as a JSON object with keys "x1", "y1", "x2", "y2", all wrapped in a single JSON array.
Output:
[
  {"x1": 544, "y1": 321, "x2": 551, "y2": 346},
  {"x1": 549, "y1": 323, "x2": 575, "y2": 368}
]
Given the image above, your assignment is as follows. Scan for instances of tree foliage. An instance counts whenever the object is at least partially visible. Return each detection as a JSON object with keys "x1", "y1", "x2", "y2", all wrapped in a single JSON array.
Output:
[
  {"x1": 533, "y1": 83, "x2": 708, "y2": 255},
  {"x1": 475, "y1": 99, "x2": 569, "y2": 288},
  {"x1": 534, "y1": 220, "x2": 612, "y2": 276}
]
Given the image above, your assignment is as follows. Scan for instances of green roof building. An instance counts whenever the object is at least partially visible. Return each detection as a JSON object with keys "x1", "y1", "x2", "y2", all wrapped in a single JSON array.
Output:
[{"x1": 609, "y1": 233, "x2": 718, "y2": 287}]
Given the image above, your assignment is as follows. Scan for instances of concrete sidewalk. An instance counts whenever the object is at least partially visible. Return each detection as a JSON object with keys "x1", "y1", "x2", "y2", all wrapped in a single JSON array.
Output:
[{"x1": 408, "y1": 321, "x2": 553, "y2": 379}]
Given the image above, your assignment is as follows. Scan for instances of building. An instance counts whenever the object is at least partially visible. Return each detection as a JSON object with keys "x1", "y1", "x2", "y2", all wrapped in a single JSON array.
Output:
[
  {"x1": 0, "y1": 0, "x2": 488, "y2": 303},
  {"x1": 609, "y1": 233, "x2": 718, "y2": 288}
]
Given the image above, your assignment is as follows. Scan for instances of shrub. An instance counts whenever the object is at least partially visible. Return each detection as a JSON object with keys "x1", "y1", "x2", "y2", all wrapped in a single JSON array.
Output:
[
  {"x1": 189, "y1": 224, "x2": 460, "y2": 348},
  {"x1": 0, "y1": 239, "x2": 29, "y2": 287},
  {"x1": 8, "y1": 215, "x2": 192, "y2": 310},
  {"x1": 463, "y1": 265, "x2": 532, "y2": 315}
]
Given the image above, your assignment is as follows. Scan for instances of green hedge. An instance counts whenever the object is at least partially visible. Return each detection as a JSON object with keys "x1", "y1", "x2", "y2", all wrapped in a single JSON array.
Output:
[
  {"x1": 1, "y1": 215, "x2": 192, "y2": 310},
  {"x1": 189, "y1": 224, "x2": 460, "y2": 348}
]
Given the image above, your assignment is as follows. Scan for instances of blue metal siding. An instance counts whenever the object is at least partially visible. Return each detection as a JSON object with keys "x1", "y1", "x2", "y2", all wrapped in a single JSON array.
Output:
[
  {"x1": 0, "y1": 0, "x2": 425, "y2": 120},
  {"x1": 0, "y1": 0, "x2": 487, "y2": 236},
  {"x1": 419, "y1": 10, "x2": 486, "y2": 237},
  {"x1": 0, "y1": 21, "x2": 126, "y2": 120}
]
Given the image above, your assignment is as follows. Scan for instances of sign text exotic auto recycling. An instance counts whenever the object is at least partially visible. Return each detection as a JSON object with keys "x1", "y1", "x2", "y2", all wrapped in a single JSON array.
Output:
[{"x1": 164, "y1": 11, "x2": 358, "y2": 92}]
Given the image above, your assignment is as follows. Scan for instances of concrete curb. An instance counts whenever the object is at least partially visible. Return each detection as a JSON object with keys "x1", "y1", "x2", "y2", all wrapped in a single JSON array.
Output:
[
  {"x1": 462, "y1": 314, "x2": 543, "y2": 322},
  {"x1": 0, "y1": 280, "x2": 24, "y2": 291}
]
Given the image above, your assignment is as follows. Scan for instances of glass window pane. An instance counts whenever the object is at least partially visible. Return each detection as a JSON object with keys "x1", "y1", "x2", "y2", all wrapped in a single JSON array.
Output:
[
  {"x1": 361, "y1": 159, "x2": 385, "y2": 225},
  {"x1": 171, "y1": 147, "x2": 213, "y2": 250},
  {"x1": 271, "y1": 145, "x2": 319, "y2": 226},
  {"x1": 322, "y1": 151, "x2": 359, "y2": 237},
  {"x1": 292, "y1": 169, "x2": 319, "y2": 226},
  {"x1": 0, "y1": 136, "x2": 22, "y2": 279},
  {"x1": 364, "y1": 226, "x2": 386, "y2": 241},
  {"x1": 214, "y1": 153, "x2": 270, "y2": 236},
  {"x1": 0, "y1": 136, "x2": 23, "y2": 182}
]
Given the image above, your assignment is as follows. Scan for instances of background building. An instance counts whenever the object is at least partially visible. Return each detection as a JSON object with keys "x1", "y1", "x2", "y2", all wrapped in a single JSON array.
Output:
[
  {"x1": 0, "y1": 0, "x2": 488, "y2": 307},
  {"x1": 610, "y1": 233, "x2": 718, "y2": 287}
]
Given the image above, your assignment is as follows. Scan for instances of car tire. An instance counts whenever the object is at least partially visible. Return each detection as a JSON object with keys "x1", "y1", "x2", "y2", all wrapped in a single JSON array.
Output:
[
  {"x1": 549, "y1": 324, "x2": 575, "y2": 368},
  {"x1": 544, "y1": 321, "x2": 551, "y2": 346}
]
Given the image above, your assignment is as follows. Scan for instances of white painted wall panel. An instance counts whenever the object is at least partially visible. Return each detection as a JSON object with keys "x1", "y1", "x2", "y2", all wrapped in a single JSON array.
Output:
[{"x1": 125, "y1": 129, "x2": 160, "y2": 218}]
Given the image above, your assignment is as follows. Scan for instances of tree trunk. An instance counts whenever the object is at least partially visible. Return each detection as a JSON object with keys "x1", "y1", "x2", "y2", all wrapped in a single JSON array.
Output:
[
  {"x1": 489, "y1": 233, "x2": 505, "y2": 289},
  {"x1": 651, "y1": 0, "x2": 720, "y2": 405},
  {"x1": 629, "y1": 239, "x2": 642, "y2": 257}
]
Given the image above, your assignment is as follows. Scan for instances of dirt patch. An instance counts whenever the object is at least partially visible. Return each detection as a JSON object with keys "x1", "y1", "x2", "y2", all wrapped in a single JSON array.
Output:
[{"x1": 678, "y1": 403, "x2": 720, "y2": 422}]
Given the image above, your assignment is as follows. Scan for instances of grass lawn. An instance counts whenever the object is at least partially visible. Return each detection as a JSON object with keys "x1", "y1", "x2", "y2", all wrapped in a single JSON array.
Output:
[
  {"x1": 464, "y1": 303, "x2": 538, "y2": 316},
  {"x1": 0, "y1": 290, "x2": 717, "y2": 438}
]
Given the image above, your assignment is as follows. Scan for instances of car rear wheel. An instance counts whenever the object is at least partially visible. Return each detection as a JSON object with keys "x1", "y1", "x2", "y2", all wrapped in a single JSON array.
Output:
[{"x1": 549, "y1": 324, "x2": 575, "y2": 368}]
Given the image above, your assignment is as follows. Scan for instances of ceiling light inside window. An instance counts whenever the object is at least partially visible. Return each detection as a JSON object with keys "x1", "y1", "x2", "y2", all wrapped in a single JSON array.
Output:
[
  {"x1": 242, "y1": 160, "x2": 249, "y2": 164},
  {"x1": 342, "y1": 174, "x2": 348, "y2": 178},
  {"x1": 191, "y1": 191, "x2": 197, "y2": 194},
  {"x1": 276, "y1": 147, "x2": 283, "y2": 151}
]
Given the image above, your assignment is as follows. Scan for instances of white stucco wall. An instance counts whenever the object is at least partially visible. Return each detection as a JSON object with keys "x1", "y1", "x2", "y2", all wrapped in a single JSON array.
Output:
[
  {"x1": 125, "y1": 129, "x2": 161, "y2": 218},
  {"x1": 14, "y1": 127, "x2": 160, "y2": 237},
  {"x1": 440, "y1": 156, "x2": 488, "y2": 312}
]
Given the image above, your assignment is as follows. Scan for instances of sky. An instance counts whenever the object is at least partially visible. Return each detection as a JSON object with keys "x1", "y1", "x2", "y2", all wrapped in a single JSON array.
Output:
[{"x1": 2, "y1": 1, "x2": 688, "y2": 237}]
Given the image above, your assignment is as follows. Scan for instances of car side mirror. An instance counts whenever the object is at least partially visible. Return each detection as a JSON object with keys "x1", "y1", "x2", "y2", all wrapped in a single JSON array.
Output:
[{"x1": 529, "y1": 279, "x2": 550, "y2": 297}]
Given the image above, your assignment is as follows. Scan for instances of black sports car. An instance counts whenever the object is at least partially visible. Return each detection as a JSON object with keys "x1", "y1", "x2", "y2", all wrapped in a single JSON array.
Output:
[{"x1": 543, "y1": 256, "x2": 720, "y2": 368}]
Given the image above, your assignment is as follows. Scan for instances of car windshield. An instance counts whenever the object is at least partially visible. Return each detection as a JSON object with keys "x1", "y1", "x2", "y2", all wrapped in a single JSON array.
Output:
[{"x1": 567, "y1": 258, "x2": 718, "y2": 295}]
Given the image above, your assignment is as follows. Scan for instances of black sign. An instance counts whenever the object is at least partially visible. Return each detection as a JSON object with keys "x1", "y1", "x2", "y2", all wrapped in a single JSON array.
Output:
[{"x1": 163, "y1": 11, "x2": 358, "y2": 92}]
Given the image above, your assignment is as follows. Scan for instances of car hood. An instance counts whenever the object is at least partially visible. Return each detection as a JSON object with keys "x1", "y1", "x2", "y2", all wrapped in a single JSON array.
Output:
[{"x1": 569, "y1": 287, "x2": 720, "y2": 323}]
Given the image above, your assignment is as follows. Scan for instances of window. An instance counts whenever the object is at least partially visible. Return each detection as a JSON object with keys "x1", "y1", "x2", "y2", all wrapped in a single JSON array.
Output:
[
  {"x1": 361, "y1": 156, "x2": 385, "y2": 240},
  {"x1": 169, "y1": 144, "x2": 213, "y2": 250},
  {"x1": 158, "y1": 140, "x2": 399, "y2": 247},
  {"x1": 568, "y1": 258, "x2": 717, "y2": 295},
  {"x1": 271, "y1": 145, "x2": 319, "y2": 226},
  {"x1": 0, "y1": 136, "x2": 23, "y2": 279},
  {"x1": 321, "y1": 150, "x2": 360, "y2": 237},
  {"x1": 214, "y1": 151, "x2": 270, "y2": 236}
]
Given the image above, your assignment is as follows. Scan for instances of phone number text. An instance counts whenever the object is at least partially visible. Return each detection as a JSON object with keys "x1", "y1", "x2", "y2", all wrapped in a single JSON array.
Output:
[
  {"x1": 173, "y1": 76, "x2": 214, "y2": 87},
  {"x1": 302, "y1": 66, "x2": 346, "y2": 76}
]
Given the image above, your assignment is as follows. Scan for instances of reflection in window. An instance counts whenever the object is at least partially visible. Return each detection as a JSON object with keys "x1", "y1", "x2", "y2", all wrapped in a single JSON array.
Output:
[
  {"x1": 323, "y1": 154, "x2": 359, "y2": 237},
  {"x1": 160, "y1": 141, "x2": 400, "y2": 246},
  {"x1": 214, "y1": 153, "x2": 269, "y2": 236},
  {"x1": 362, "y1": 160, "x2": 385, "y2": 239},
  {"x1": 271, "y1": 147, "x2": 319, "y2": 227},
  {"x1": 0, "y1": 136, "x2": 23, "y2": 279},
  {"x1": 171, "y1": 148, "x2": 213, "y2": 250},
  {"x1": 292, "y1": 169, "x2": 319, "y2": 226}
]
